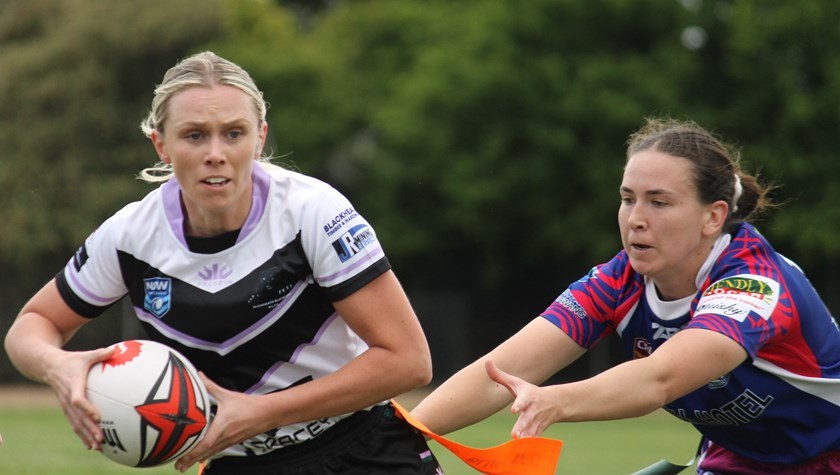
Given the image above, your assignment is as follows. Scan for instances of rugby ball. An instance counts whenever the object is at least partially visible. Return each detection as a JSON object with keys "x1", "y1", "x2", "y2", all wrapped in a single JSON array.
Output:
[{"x1": 86, "y1": 339, "x2": 210, "y2": 467}]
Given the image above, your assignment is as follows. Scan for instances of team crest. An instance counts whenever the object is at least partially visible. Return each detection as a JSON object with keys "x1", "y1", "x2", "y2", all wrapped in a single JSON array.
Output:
[
  {"x1": 143, "y1": 278, "x2": 172, "y2": 319},
  {"x1": 633, "y1": 337, "x2": 652, "y2": 359}
]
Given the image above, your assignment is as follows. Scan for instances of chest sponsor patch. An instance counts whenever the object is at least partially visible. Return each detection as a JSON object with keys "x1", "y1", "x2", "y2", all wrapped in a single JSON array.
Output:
[{"x1": 696, "y1": 274, "x2": 779, "y2": 322}]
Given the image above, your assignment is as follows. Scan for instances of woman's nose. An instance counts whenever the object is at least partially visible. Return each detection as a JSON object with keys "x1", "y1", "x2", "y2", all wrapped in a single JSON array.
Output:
[
  {"x1": 204, "y1": 136, "x2": 226, "y2": 164},
  {"x1": 626, "y1": 205, "x2": 646, "y2": 230}
]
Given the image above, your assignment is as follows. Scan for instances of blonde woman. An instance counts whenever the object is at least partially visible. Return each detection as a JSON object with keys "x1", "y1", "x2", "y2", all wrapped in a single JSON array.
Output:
[{"x1": 5, "y1": 51, "x2": 441, "y2": 475}]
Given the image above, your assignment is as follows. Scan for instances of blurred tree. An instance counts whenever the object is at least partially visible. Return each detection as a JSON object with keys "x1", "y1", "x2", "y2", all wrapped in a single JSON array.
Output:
[
  {"x1": 0, "y1": 0, "x2": 225, "y2": 380},
  {"x1": 664, "y1": 0, "x2": 840, "y2": 308},
  {"x1": 721, "y1": 1, "x2": 840, "y2": 262},
  {"x1": 0, "y1": 0, "x2": 224, "y2": 279}
]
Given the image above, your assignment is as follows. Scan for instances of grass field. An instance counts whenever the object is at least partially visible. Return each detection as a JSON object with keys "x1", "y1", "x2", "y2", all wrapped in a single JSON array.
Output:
[{"x1": 0, "y1": 387, "x2": 699, "y2": 474}]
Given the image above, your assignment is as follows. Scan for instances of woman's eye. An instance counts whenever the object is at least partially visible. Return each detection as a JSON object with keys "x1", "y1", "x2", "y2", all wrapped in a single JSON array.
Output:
[
  {"x1": 187, "y1": 132, "x2": 203, "y2": 140},
  {"x1": 229, "y1": 130, "x2": 242, "y2": 139}
]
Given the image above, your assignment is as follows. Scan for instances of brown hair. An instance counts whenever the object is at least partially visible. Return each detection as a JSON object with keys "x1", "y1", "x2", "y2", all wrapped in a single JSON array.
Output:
[{"x1": 627, "y1": 117, "x2": 775, "y2": 231}]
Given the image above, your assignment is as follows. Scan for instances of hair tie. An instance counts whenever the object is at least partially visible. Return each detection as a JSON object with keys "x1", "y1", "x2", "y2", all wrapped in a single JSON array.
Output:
[{"x1": 732, "y1": 174, "x2": 743, "y2": 213}]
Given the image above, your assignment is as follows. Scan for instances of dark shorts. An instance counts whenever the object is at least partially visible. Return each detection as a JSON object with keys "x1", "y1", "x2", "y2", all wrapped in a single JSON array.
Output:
[
  {"x1": 203, "y1": 402, "x2": 444, "y2": 475},
  {"x1": 698, "y1": 439, "x2": 840, "y2": 475}
]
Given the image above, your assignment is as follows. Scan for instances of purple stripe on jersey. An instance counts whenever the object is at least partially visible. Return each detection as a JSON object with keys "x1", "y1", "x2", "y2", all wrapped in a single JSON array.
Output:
[
  {"x1": 161, "y1": 178, "x2": 188, "y2": 248},
  {"x1": 244, "y1": 313, "x2": 340, "y2": 394},
  {"x1": 135, "y1": 280, "x2": 309, "y2": 355},
  {"x1": 65, "y1": 266, "x2": 116, "y2": 304},
  {"x1": 161, "y1": 166, "x2": 269, "y2": 247},
  {"x1": 317, "y1": 246, "x2": 385, "y2": 285},
  {"x1": 237, "y1": 165, "x2": 270, "y2": 244}
]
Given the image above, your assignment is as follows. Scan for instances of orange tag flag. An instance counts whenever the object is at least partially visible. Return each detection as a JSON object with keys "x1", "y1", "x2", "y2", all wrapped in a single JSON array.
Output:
[{"x1": 391, "y1": 399, "x2": 563, "y2": 475}]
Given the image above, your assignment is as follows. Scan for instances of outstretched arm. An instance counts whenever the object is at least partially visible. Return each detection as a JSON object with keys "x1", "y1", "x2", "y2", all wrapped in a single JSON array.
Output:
[
  {"x1": 411, "y1": 317, "x2": 586, "y2": 435},
  {"x1": 488, "y1": 328, "x2": 748, "y2": 438},
  {"x1": 4, "y1": 279, "x2": 114, "y2": 450}
]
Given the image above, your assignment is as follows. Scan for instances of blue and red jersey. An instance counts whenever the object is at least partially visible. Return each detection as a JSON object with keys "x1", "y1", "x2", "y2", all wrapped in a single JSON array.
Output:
[{"x1": 542, "y1": 223, "x2": 840, "y2": 465}]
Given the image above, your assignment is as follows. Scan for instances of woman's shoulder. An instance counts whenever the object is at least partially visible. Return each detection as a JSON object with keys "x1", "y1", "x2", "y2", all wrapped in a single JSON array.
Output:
[
  {"x1": 261, "y1": 165, "x2": 353, "y2": 217},
  {"x1": 90, "y1": 186, "x2": 168, "y2": 242},
  {"x1": 730, "y1": 222, "x2": 774, "y2": 250},
  {"x1": 707, "y1": 224, "x2": 787, "y2": 286},
  {"x1": 261, "y1": 162, "x2": 340, "y2": 194},
  {"x1": 573, "y1": 249, "x2": 642, "y2": 295}
]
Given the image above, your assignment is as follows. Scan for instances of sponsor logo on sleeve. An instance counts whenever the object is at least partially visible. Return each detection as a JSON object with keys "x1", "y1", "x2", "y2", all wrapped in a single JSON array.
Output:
[
  {"x1": 143, "y1": 277, "x2": 172, "y2": 318},
  {"x1": 73, "y1": 244, "x2": 90, "y2": 272},
  {"x1": 696, "y1": 274, "x2": 779, "y2": 322},
  {"x1": 331, "y1": 224, "x2": 376, "y2": 263},
  {"x1": 72, "y1": 228, "x2": 101, "y2": 272},
  {"x1": 556, "y1": 289, "x2": 588, "y2": 319},
  {"x1": 322, "y1": 207, "x2": 360, "y2": 237},
  {"x1": 576, "y1": 267, "x2": 600, "y2": 283}
]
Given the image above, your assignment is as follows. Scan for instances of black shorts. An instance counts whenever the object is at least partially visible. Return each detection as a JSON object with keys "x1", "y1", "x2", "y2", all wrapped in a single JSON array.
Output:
[{"x1": 202, "y1": 402, "x2": 444, "y2": 475}]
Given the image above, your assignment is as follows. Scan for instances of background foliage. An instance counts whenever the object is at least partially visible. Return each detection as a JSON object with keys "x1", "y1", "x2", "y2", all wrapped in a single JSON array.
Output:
[{"x1": 1, "y1": 0, "x2": 839, "y2": 382}]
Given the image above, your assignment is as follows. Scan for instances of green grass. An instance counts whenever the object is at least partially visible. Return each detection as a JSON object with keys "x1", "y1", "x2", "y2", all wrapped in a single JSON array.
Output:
[
  {"x1": 0, "y1": 402, "x2": 699, "y2": 474},
  {"x1": 429, "y1": 408, "x2": 700, "y2": 474},
  {"x1": 0, "y1": 406, "x2": 177, "y2": 475}
]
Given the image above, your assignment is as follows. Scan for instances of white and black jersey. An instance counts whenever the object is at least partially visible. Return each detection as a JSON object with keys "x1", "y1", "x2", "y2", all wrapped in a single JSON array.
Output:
[{"x1": 56, "y1": 165, "x2": 391, "y2": 457}]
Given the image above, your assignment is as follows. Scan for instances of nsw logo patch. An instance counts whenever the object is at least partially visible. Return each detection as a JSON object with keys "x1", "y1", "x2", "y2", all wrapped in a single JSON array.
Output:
[{"x1": 143, "y1": 277, "x2": 172, "y2": 319}]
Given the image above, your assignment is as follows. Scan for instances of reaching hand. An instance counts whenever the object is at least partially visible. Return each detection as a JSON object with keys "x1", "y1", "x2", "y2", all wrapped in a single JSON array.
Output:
[
  {"x1": 46, "y1": 346, "x2": 115, "y2": 451},
  {"x1": 485, "y1": 359, "x2": 558, "y2": 439},
  {"x1": 175, "y1": 373, "x2": 272, "y2": 473}
]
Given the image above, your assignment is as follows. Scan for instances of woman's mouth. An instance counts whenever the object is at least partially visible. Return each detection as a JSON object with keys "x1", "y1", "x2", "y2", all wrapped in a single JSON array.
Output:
[{"x1": 203, "y1": 177, "x2": 230, "y2": 186}]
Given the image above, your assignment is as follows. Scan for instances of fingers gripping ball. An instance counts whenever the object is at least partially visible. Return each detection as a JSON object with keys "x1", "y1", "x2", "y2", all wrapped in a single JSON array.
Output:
[{"x1": 86, "y1": 340, "x2": 210, "y2": 467}]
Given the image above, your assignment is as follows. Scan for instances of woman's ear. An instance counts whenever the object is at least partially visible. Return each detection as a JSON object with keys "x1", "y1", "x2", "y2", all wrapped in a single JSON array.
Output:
[
  {"x1": 256, "y1": 122, "x2": 268, "y2": 159},
  {"x1": 150, "y1": 130, "x2": 171, "y2": 164},
  {"x1": 703, "y1": 200, "x2": 729, "y2": 236}
]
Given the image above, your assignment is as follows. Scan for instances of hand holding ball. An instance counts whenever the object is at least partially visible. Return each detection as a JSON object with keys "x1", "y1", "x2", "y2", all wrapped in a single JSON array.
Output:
[{"x1": 86, "y1": 340, "x2": 210, "y2": 467}]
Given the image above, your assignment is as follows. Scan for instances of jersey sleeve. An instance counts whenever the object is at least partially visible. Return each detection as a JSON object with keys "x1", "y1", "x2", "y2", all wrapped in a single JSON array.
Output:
[
  {"x1": 688, "y1": 269, "x2": 785, "y2": 360},
  {"x1": 541, "y1": 251, "x2": 640, "y2": 349},
  {"x1": 55, "y1": 207, "x2": 134, "y2": 318},
  {"x1": 299, "y1": 184, "x2": 389, "y2": 301},
  {"x1": 685, "y1": 228, "x2": 791, "y2": 360}
]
